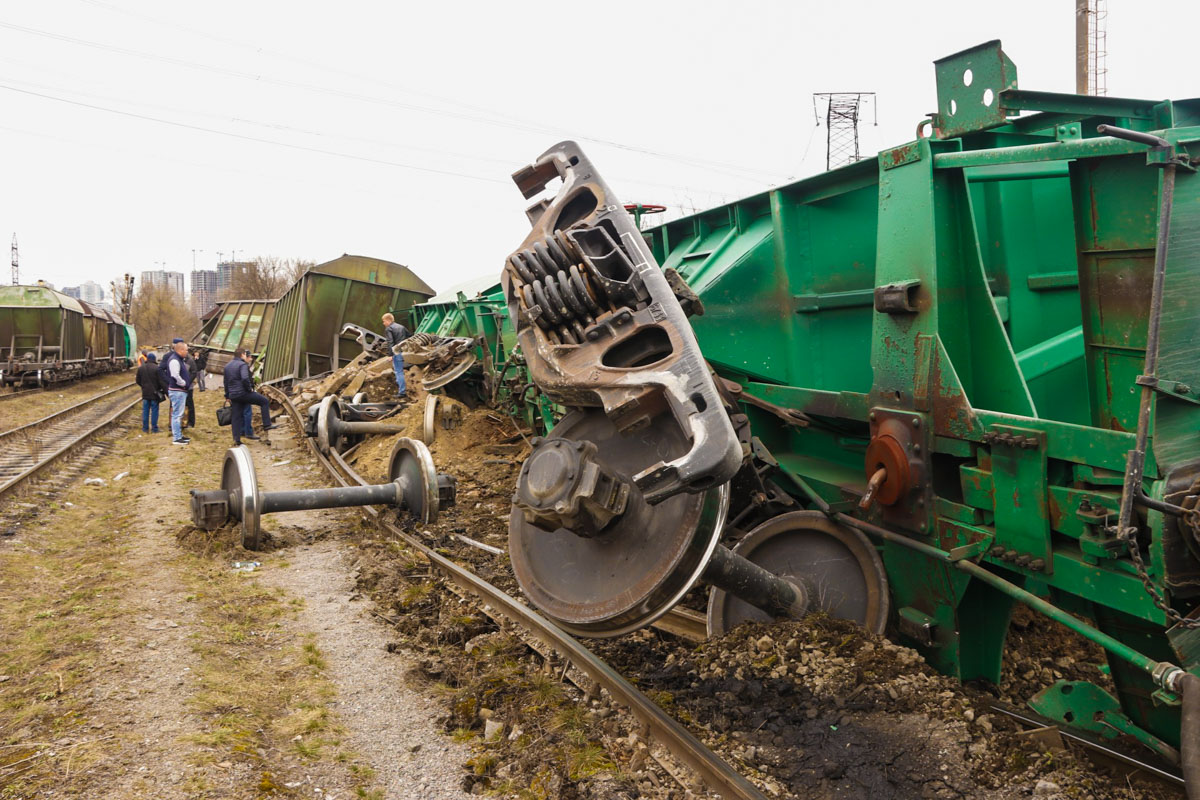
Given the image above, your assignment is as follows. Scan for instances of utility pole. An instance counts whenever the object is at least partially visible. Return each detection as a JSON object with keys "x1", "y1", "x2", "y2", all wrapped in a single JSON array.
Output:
[
  {"x1": 10, "y1": 234, "x2": 17, "y2": 286},
  {"x1": 1075, "y1": 0, "x2": 1108, "y2": 96},
  {"x1": 110, "y1": 274, "x2": 134, "y2": 322},
  {"x1": 812, "y1": 93, "x2": 876, "y2": 171}
]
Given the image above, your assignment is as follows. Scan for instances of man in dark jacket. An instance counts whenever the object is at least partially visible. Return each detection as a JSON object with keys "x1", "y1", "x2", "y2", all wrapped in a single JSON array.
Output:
[
  {"x1": 135, "y1": 352, "x2": 166, "y2": 433},
  {"x1": 184, "y1": 350, "x2": 198, "y2": 429},
  {"x1": 223, "y1": 348, "x2": 273, "y2": 446},
  {"x1": 381, "y1": 312, "x2": 410, "y2": 398},
  {"x1": 194, "y1": 349, "x2": 209, "y2": 392}
]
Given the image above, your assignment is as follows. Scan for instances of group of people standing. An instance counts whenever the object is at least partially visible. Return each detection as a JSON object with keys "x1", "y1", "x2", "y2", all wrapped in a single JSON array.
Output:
[
  {"x1": 130, "y1": 312, "x2": 408, "y2": 450},
  {"x1": 134, "y1": 341, "x2": 268, "y2": 446}
]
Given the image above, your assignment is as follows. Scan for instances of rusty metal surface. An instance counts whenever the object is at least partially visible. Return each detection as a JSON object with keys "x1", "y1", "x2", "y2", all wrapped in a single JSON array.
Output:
[{"x1": 502, "y1": 141, "x2": 741, "y2": 503}]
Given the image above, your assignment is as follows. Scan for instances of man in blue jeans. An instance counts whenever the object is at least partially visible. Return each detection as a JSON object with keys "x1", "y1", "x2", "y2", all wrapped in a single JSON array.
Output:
[
  {"x1": 135, "y1": 352, "x2": 166, "y2": 433},
  {"x1": 161, "y1": 338, "x2": 192, "y2": 445},
  {"x1": 381, "y1": 312, "x2": 410, "y2": 399},
  {"x1": 223, "y1": 347, "x2": 273, "y2": 446}
]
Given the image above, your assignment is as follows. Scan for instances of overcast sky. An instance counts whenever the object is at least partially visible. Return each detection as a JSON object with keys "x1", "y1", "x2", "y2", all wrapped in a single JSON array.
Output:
[{"x1": 0, "y1": 0, "x2": 1193, "y2": 297}]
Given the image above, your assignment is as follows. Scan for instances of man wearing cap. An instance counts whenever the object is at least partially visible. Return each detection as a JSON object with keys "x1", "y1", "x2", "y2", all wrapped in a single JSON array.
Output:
[
  {"x1": 135, "y1": 352, "x2": 166, "y2": 433},
  {"x1": 223, "y1": 347, "x2": 273, "y2": 446},
  {"x1": 161, "y1": 338, "x2": 192, "y2": 445}
]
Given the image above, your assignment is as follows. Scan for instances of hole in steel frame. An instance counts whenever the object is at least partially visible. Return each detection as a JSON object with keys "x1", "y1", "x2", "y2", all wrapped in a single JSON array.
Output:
[
  {"x1": 963, "y1": 68, "x2": 974, "y2": 87},
  {"x1": 983, "y1": 88, "x2": 995, "y2": 107},
  {"x1": 949, "y1": 99, "x2": 958, "y2": 116},
  {"x1": 553, "y1": 188, "x2": 598, "y2": 232},
  {"x1": 601, "y1": 326, "x2": 673, "y2": 369}
]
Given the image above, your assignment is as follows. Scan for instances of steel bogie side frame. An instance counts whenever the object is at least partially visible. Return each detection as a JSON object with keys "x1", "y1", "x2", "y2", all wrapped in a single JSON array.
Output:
[{"x1": 646, "y1": 46, "x2": 1200, "y2": 753}]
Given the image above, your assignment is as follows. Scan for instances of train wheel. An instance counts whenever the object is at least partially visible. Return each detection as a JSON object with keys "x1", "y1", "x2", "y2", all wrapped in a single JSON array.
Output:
[
  {"x1": 508, "y1": 409, "x2": 727, "y2": 638},
  {"x1": 707, "y1": 511, "x2": 890, "y2": 637}
]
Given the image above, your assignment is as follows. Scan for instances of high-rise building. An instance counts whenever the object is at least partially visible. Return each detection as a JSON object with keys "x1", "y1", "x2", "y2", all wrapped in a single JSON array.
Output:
[
  {"x1": 78, "y1": 280, "x2": 105, "y2": 304},
  {"x1": 190, "y1": 269, "x2": 218, "y2": 315},
  {"x1": 62, "y1": 285, "x2": 82, "y2": 299},
  {"x1": 140, "y1": 270, "x2": 185, "y2": 296},
  {"x1": 216, "y1": 261, "x2": 255, "y2": 294}
]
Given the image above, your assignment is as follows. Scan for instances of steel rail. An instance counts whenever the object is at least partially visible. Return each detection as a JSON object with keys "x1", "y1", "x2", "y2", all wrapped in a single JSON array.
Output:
[
  {"x1": 0, "y1": 390, "x2": 140, "y2": 498},
  {"x1": 0, "y1": 387, "x2": 44, "y2": 403},
  {"x1": 0, "y1": 381, "x2": 136, "y2": 438},
  {"x1": 989, "y1": 702, "x2": 1185, "y2": 788},
  {"x1": 262, "y1": 386, "x2": 768, "y2": 800}
]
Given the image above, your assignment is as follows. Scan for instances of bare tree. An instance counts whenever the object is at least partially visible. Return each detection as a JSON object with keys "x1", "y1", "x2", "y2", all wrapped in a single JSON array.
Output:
[
  {"x1": 220, "y1": 256, "x2": 315, "y2": 301},
  {"x1": 132, "y1": 281, "x2": 198, "y2": 348}
]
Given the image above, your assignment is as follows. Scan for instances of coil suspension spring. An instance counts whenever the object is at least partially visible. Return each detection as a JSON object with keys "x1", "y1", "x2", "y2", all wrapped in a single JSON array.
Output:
[{"x1": 509, "y1": 231, "x2": 608, "y2": 345}]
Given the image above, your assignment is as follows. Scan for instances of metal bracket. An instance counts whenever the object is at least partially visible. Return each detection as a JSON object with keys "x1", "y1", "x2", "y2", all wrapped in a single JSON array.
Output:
[
  {"x1": 873, "y1": 280, "x2": 922, "y2": 314},
  {"x1": 899, "y1": 607, "x2": 938, "y2": 648}
]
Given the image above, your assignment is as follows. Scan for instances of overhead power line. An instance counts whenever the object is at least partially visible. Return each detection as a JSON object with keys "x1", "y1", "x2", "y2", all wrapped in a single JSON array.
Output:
[
  {"x1": 0, "y1": 83, "x2": 507, "y2": 184},
  {"x1": 0, "y1": 17, "x2": 787, "y2": 184},
  {"x1": 0, "y1": 81, "x2": 734, "y2": 201}
]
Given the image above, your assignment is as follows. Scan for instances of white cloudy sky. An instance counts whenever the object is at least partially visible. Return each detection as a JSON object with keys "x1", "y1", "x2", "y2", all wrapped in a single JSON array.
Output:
[{"x1": 0, "y1": 0, "x2": 1193, "y2": 296}]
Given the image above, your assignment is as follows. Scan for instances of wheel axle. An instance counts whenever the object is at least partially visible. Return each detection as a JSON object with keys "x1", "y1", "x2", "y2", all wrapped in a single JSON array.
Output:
[
  {"x1": 311, "y1": 395, "x2": 407, "y2": 455},
  {"x1": 191, "y1": 438, "x2": 454, "y2": 549}
]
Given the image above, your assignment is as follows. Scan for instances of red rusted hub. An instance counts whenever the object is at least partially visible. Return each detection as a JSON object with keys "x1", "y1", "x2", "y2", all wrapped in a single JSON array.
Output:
[
  {"x1": 864, "y1": 433, "x2": 911, "y2": 506},
  {"x1": 623, "y1": 203, "x2": 667, "y2": 214}
]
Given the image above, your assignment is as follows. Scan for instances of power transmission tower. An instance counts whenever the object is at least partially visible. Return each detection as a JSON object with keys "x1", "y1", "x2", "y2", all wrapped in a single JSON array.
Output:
[
  {"x1": 10, "y1": 234, "x2": 17, "y2": 286},
  {"x1": 812, "y1": 93, "x2": 876, "y2": 171},
  {"x1": 1075, "y1": 0, "x2": 1108, "y2": 96}
]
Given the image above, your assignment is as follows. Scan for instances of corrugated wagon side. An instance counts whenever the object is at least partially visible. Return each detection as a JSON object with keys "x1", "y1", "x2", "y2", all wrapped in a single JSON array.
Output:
[
  {"x1": 259, "y1": 255, "x2": 435, "y2": 385},
  {"x1": 0, "y1": 285, "x2": 88, "y2": 386}
]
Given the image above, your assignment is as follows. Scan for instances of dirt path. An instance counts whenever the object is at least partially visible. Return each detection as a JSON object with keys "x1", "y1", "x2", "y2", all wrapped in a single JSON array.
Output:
[
  {"x1": 258, "y1": 541, "x2": 472, "y2": 799},
  {"x1": 0, "y1": 387, "x2": 473, "y2": 800}
]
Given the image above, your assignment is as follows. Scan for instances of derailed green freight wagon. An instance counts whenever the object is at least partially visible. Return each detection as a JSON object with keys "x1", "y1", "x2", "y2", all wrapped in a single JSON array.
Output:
[
  {"x1": 411, "y1": 275, "x2": 555, "y2": 431},
  {"x1": 260, "y1": 254, "x2": 435, "y2": 384},
  {"x1": 192, "y1": 299, "x2": 277, "y2": 375},
  {"x1": 638, "y1": 41, "x2": 1200, "y2": 767}
]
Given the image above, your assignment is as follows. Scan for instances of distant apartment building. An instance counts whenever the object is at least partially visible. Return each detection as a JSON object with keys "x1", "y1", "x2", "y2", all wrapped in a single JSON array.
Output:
[
  {"x1": 78, "y1": 280, "x2": 105, "y2": 304},
  {"x1": 62, "y1": 285, "x2": 81, "y2": 299},
  {"x1": 190, "y1": 269, "x2": 218, "y2": 315},
  {"x1": 216, "y1": 261, "x2": 255, "y2": 294},
  {"x1": 140, "y1": 269, "x2": 185, "y2": 296}
]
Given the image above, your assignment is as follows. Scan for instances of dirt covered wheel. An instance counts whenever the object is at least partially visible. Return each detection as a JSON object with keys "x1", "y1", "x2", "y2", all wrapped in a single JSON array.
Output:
[
  {"x1": 350, "y1": 391, "x2": 368, "y2": 405},
  {"x1": 508, "y1": 409, "x2": 728, "y2": 638},
  {"x1": 387, "y1": 437, "x2": 439, "y2": 525},
  {"x1": 221, "y1": 444, "x2": 262, "y2": 550},
  {"x1": 707, "y1": 510, "x2": 889, "y2": 637},
  {"x1": 422, "y1": 394, "x2": 440, "y2": 444},
  {"x1": 420, "y1": 350, "x2": 477, "y2": 391}
]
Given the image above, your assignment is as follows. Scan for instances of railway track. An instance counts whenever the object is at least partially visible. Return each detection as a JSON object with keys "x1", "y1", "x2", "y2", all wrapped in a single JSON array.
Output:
[
  {"x1": 0, "y1": 386, "x2": 45, "y2": 403},
  {"x1": 266, "y1": 387, "x2": 1187, "y2": 798},
  {"x1": 0, "y1": 382, "x2": 140, "y2": 499},
  {"x1": 263, "y1": 385, "x2": 769, "y2": 800}
]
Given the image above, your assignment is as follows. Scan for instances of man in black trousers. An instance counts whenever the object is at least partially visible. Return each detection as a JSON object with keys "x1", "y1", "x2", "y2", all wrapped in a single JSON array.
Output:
[{"x1": 223, "y1": 347, "x2": 273, "y2": 446}]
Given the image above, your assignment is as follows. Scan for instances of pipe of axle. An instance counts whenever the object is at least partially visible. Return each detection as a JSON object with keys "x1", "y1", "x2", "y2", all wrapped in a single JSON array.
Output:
[
  {"x1": 260, "y1": 482, "x2": 402, "y2": 514},
  {"x1": 702, "y1": 544, "x2": 810, "y2": 620},
  {"x1": 333, "y1": 419, "x2": 409, "y2": 436}
]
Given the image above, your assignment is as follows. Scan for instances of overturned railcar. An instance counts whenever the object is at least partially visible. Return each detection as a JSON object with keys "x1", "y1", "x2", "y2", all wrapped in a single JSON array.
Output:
[
  {"x1": 500, "y1": 40, "x2": 1200, "y2": 785},
  {"x1": 191, "y1": 299, "x2": 277, "y2": 375},
  {"x1": 191, "y1": 255, "x2": 436, "y2": 384}
]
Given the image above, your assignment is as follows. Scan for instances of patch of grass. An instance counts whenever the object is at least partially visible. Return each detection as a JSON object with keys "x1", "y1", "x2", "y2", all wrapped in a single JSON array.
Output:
[
  {"x1": 566, "y1": 742, "x2": 615, "y2": 780},
  {"x1": 0, "y1": 431, "x2": 147, "y2": 795}
]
